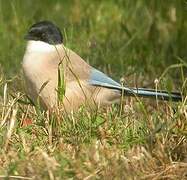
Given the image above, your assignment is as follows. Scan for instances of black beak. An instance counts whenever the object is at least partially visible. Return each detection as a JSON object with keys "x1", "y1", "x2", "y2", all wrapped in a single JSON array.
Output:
[
  {"x1": 24, "y1": 34, "x2": 29, "y2": 40},
  {"x1": 24, "y1": 33, "x2": 33, "y2": 40}
]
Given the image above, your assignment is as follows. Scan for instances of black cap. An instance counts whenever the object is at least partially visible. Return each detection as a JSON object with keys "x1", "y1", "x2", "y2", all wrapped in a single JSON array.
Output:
[{"x1": 25, "y1": 21, "x2": 63, "y2": 45}]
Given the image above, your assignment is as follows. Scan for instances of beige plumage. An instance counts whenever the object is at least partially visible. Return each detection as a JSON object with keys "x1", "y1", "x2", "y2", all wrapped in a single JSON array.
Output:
[
  {"x1": 22, "y1": 41, "x2": 120, "y2": 112},
  {"x1": 22, "y1": 21, "x2": 182, "y2": 113}
]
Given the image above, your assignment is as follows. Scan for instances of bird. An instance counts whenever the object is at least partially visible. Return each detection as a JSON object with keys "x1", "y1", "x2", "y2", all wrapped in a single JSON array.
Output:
[{"x1": 22, "y1": 20, "x2": 182, "y2": 112}]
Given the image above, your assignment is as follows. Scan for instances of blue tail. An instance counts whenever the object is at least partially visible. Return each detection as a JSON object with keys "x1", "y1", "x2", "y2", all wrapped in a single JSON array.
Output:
[
  {"x1": 89, "y1": 68, "x2": 182, "y2": 102},
  {"x1": 122, "y1": 87, "x2": 182, "y2": 101},
  {"x1": 92, "y1": 82, "x2": 182, "y2": 101}
]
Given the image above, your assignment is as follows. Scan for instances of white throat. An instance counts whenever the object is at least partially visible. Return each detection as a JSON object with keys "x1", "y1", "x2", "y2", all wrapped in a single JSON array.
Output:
[{"x1": 26, "y1": 40, "x2": 60, "y2": 53}]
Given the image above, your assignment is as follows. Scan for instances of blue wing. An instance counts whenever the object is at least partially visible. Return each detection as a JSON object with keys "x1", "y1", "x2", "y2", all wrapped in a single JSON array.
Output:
[
  {"x1": 88, "y1": 68, "x2": 182, "y2": 101},
  {"x1": 89, "y1": 68, "x2": 121, "y2": 89}
]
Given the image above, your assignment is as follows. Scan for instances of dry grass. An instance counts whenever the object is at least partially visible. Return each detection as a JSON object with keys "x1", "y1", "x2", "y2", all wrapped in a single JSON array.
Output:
[
  {"x1": 0, "y1": 80, "x2": 186, "y2": 179},
  {"x1": 0, "y1": 0, "x2": 187, "y2": 179}
]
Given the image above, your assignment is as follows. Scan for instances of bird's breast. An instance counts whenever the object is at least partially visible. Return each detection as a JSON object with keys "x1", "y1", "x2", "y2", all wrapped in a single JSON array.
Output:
[{"x1": 22, "y1": 52, "x2": 58, "y2": 109}]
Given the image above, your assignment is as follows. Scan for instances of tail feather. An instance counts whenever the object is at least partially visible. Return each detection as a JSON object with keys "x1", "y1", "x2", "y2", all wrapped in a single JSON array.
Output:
[
  {"x1": 90, "y1": 80, "x2": 182, "y2": 102},
  {"x1": 124, "y1": 87, "x2": 182, "y2": 102}
]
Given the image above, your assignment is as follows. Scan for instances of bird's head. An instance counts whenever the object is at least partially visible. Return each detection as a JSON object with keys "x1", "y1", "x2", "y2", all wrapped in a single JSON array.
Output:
[{"x1": 24, "y1": 21, "x2": 63, "y2": 45}]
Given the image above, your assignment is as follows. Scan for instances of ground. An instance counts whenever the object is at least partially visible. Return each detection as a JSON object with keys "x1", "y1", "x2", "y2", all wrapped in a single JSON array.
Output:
[{"x1": 0, "y1": 0, "x2": 187, "y2": 179}]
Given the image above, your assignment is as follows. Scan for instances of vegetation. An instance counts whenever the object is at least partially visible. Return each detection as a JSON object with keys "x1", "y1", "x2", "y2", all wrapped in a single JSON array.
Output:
[{"x1": 0, "y1": 0, "x2": 187, "y2": 179}]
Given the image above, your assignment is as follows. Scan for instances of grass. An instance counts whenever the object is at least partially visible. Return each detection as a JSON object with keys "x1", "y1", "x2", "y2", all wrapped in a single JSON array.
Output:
[{"x1": 0, "y1": 0, "x2": 187, "y2": 179}]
